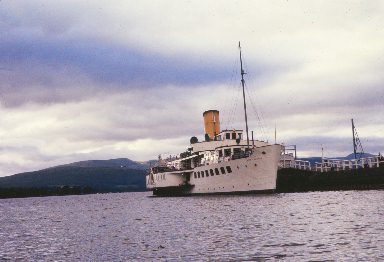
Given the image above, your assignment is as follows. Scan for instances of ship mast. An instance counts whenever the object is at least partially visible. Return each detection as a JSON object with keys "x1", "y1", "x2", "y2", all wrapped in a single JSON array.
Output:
[{"x1": 239, "y1": 42, "x2": 250, "y2": 150}]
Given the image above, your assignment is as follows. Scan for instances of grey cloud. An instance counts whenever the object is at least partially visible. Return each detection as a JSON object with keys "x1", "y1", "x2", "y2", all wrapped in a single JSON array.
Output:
[
  {"x1": 0, "y1": 33, "x2": 230, "y2": 85},
  {"x1": 0, "y1": 35, "x2": 252, "y2": 110},
  {"x1": 1, "y1": 0, "x2": 384, "y2": 177},
  {"x1": 283, "y1": 135, "x2": 384, "y2": 158}
]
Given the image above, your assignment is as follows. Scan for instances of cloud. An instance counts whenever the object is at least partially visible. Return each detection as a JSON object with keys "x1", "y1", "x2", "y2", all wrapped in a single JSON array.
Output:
[
  {"x1": 0, "y1": 84, "x2": 232, "y2": 176},
  {"x1": 0, "y1": 0, "x2": 384, "y2": 176},
  {"x1": 0, "y1": 35, "x2": 233, "y2": 106}
]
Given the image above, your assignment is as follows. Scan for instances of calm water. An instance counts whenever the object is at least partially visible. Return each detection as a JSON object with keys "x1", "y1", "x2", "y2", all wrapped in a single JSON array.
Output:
[{"x1": 1, "y1": 190, "x2": 383, "y2": 261}]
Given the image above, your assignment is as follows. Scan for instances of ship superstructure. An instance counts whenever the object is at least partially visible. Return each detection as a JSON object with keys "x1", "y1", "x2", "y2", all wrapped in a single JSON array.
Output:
[{"x1": 146, "y1": 110, "x2": 282, "y2": 196}]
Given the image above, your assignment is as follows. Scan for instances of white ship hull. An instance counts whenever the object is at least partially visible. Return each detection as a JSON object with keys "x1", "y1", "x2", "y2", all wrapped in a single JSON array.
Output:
[{"x1": 146, "y1": 144, "x2": 281, "y2": 196}]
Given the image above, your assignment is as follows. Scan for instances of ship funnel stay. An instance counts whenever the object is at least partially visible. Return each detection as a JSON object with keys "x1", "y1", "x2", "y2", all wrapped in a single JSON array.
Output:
[{"x1": 203, "y1": 110, "x2": 220, "y2": 140}]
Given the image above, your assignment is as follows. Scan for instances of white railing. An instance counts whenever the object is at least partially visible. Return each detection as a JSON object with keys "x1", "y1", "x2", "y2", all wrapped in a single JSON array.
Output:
[
  {"x1": 279, "y1": 159, "x2": 311, "y2": 170},
  {"x1": 281, "y1": 155, "x2": 384, "y2": 172},
  {"x1": 295, "y1": 160, "x2": 311, "y2": 170},
  {"x1": 315, "y1": 155, "x2": 383, "y2": 172}
]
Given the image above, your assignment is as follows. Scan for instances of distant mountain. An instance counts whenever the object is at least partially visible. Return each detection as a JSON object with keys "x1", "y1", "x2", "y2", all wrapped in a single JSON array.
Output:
[
  {"x1": 140, "y1": 159, "x2": 158, "y2": 168},
  {"x1": 298, "y1": 153, "x2": 376, "y2": 166},
  {"x1": 62, "y1": 158, "x2": 150, "y2": 170},
  {"x1": 298, "y1": 157, "x2": 322, "y2": 166},
  {"x1": 343, "y1": 153, "x2": 374, "y2": 160},
  {"x1": 0, "y1": 158, "x2": 152, "y2": 193}
]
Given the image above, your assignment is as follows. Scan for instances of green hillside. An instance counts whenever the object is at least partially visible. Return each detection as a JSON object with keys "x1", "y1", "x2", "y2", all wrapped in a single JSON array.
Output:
[
  {"x1": 0, "y1": 166, "x2": 145, "y2": 190},
  {"x1": 0, "y1": 159, "x2": 149, "y2": 198}
]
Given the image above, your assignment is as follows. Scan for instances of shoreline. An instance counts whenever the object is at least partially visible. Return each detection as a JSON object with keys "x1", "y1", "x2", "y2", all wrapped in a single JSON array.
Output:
[{"x1": 1, "y1": 165, "x2": 383, "y2": 199}]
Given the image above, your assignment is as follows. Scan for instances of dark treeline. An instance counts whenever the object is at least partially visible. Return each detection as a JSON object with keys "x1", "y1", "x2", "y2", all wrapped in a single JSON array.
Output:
[
  {"x1": 0, "y1": 185, "x2": 148, "y2": 199},
  {"x1": 0, "y1": 186, "x2": 96, "y2": 199}
]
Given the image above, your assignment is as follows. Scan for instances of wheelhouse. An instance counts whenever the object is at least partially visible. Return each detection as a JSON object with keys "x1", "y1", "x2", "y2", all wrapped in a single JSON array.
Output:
[{"x1": 214, "y1": 130, "x2": 243, "y2": 141}]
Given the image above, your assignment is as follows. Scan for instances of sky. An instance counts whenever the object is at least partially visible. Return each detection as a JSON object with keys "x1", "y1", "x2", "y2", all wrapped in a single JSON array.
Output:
[{"x1": 0, "y1": 0, "x2": 384, "y2": 177}]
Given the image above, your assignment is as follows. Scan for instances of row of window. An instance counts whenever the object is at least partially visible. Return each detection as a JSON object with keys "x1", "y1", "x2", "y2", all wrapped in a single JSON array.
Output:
[
  {"x1": 216, "y1": 132, "x2": 242, "y2": 141},
  {"x1": 193, "y1": 166, "x2": 232, "y2": 179},
  {"x1": 218, "y1": 148, "x2": 245, "y2": 158},
  {"x1": 154, "y1": 173, "x2": 165, "y2": 181}
]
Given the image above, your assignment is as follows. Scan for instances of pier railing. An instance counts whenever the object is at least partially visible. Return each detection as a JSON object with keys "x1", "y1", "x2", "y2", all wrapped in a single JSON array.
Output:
[
  {"x1": 279, "y1": 154, "x2": 311, "y2": 170},
  {"x1": 314, "y1": 156, "x2": 383, "y2": 172},
  {"x1": 280, "y1": 159, "x2": 311, "y2": 170},
  {"x1": 280, "y1": 155, "x2": 384, "y2": 172}
]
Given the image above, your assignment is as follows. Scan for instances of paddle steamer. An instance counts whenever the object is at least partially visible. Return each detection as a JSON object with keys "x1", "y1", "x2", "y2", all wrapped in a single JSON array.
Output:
[{"x1": 146, "y1": 43, "x2": 282, "y2": 196}]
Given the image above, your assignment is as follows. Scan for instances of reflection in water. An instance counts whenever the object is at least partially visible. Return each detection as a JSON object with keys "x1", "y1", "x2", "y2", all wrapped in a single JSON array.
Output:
[{"x1": 0, "y1": 191, "x2": 383, "y2": 261}]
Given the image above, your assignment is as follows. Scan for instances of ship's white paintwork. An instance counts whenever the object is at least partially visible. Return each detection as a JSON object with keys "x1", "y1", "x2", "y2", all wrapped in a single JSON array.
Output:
[
  {"x1": 189, "y1": 144, "x2": 281, "y2": 194},
  {"x1": 146, "y1": 129, "x2": 282, "y2": 195}
]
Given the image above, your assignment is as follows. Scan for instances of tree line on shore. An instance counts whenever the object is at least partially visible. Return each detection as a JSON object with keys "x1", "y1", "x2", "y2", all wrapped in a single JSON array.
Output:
[{"x1": 0, "y1": 186, "x2": 97, "y2": 199}]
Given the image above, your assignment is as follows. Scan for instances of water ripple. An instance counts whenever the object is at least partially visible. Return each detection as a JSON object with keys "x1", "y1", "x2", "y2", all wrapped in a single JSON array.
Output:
[{"x1": 0, "y1": 191, "x2": 383, "y2": 261}]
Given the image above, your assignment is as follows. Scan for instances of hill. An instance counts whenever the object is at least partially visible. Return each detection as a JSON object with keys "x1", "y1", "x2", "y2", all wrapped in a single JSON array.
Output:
[
  {"x1": 298, "y1": 153, "x2": 376, "y2": 166},
  {"x1": 62, "y1": 158, "x2": 150, "y2": 170},
  {"x1": 0, "y1": 158, "x2": 150, "y2": 197},
  {"x1": 344, "y1": 152, "x2": 374, "y2": 160}
]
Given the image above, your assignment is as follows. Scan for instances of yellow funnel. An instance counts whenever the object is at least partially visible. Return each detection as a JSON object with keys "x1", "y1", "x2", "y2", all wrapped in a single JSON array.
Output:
[{"x1": 203, "y1": 110, "x2": 220, "y2": 139}]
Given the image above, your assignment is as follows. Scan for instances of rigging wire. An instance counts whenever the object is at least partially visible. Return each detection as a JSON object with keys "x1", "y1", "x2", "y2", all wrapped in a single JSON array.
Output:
[
  {"x1": 239, "y1": 48, "x2": 269, "y2": 141},
  {"x1": 244, "y1": 82, "x2": 268, "y2": 141},
  {"x1": 226, "y1": 83, "x2": 241, "y2": 129},
  {"x1": 222, "y1": 55, "x2": 241, "y2": 130},
  {"x1": 221, "y1": 46, "x2": 269, "y2": 139}
]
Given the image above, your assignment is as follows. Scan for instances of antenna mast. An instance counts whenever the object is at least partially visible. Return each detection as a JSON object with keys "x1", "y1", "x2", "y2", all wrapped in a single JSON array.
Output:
[
  {"x1": 239, "y1": 42, "x2": 250, "y2": 150},
  {"x1": 352, "y1": 119, "x2": 357, "y2": 159},
  {"x1": 351, "y1": 118, "x2": 364, "y2": 160}
]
